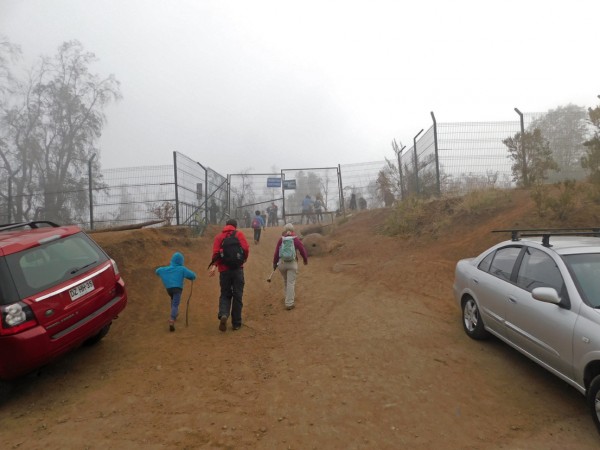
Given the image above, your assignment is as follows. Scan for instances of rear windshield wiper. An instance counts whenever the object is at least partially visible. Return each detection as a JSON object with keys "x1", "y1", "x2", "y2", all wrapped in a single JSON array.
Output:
[{"x1": 70, "y1": 261, "x2": 97, "y2": 274}]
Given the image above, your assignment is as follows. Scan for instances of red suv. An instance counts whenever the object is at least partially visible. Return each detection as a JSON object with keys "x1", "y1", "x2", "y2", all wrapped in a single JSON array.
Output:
[{"x1": 0, "y1": 221, "x2": 127, "y2": 380}]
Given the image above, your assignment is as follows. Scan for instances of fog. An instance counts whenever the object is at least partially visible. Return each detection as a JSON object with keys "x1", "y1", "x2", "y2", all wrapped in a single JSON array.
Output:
[{"x1": 1, "y1": 0, "x2": 598, "y2": 174}]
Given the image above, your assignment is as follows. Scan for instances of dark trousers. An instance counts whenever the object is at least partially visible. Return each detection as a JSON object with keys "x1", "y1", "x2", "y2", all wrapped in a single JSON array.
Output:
[{"x1": 218, "y1": 269, "x2": 245, "y2": 327}]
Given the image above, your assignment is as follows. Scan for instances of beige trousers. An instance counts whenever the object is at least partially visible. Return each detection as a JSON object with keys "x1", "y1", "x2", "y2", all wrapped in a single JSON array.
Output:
[{"x1": 278, "y1": 259, "x2": 299, "y2": 307}]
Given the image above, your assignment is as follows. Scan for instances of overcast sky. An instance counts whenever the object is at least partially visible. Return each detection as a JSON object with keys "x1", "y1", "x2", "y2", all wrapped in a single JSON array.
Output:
[{"x1": 1, "y1": 0, "x2": 598, "y2": 174}]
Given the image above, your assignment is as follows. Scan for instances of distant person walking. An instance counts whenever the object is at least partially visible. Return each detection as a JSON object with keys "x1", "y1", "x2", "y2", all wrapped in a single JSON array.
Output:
[
  {"x1": 155, "y1": 252, "x2": 197, "y2": 332},
  {"x1": 272, "y1": 223, "x2": 308, "y2": 310},
  {"x1": 314, "y1": 196, "x2": 325, "y2": 223},
  {"x1": 358, "y1": 197, "x2": 367, "y2": 210},
  {"x1": 251, "y1": 210, "x2": 265, "y2": 244},
  {"x1": 268, "y1": 202, "x2": 278, "y2": 227},
  {"x1": 349, "y1": 193, "x2": 357, "y2": 211},
  {"x1": 209, "y1": 199, "x2": 219, "y2": 224},
  {"x1": 301, "y1": 195, "x2": 314, "y2": 224},
  {"x1": 209, "y1": 219, "x2": 250, "y2": 332}
]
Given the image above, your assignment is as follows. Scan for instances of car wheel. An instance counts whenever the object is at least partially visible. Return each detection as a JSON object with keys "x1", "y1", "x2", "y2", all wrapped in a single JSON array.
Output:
[
  {"x1": 588, "y1": 375, "x2": 600, "y2": 433},
  {"x1": 83, "y1": 322, "x2": 111, "y2": 347},
  {"x1": 0, "y1": 380, "x2": 13, "y2": 397},
  {"x1": 461, "y1": 296, "x2": 489, "y2": 340}
]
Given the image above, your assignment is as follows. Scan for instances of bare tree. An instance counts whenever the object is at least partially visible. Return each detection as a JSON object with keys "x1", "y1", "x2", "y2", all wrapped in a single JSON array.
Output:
[
  {"x1": 230, "y1": 169, "x2": 256, "y2": 216},
  {"x1": 1, "y1": 40, "x2": 121, "y2": 223},
  {"x1": 376, "y1": 169, "x2": 395, "y2": 207}
]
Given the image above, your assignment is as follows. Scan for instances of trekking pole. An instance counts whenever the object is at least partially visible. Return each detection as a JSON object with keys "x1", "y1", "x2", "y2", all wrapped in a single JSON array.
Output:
[
  {"x1": 267, "y1": 262, "x2": 279, "y2": 282},
  {"x1": 185, "y1": 280, "x2": 194, "y2": 327}
]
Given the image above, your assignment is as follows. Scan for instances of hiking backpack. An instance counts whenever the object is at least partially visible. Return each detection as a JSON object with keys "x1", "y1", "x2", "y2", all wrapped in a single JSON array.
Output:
[
  {"x1": 279, "y1": 236, "x2": 296, "y2": 262},
  {"x1": 219, "y1": 231, "x2": 245, "y2": 268},
  {"x1": 252, "y1": 217, "x2": 261, "y2": 229}
]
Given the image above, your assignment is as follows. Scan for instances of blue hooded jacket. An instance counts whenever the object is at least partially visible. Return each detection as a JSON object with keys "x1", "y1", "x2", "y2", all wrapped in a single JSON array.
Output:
[{"x1": 155, "y1": 252, "x2": 196, "y2": 289}]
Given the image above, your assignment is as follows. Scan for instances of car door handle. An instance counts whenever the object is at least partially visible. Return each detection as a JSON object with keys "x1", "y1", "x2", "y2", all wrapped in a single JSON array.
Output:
[
  {"x1": 508, "y1": 295, "x2": 517, "y2": 304},
  {"x1": 472, "y1": 278, "x2": 479, "y2": 284}
]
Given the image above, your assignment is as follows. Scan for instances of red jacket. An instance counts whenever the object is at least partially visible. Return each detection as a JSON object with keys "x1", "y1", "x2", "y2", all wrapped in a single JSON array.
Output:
[
  {"x1": 212, "y1": 225, "x2": 250, "y2": 272},
  {"x1": 273, "y1": 231, "x2": 308, "y2": 266}
]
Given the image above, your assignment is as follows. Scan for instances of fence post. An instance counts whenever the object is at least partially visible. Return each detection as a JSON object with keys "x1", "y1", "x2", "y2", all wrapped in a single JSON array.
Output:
[
  {"x1": 226, "y1": 174, "x2": 230, "y2": 221},
  {"x1": 514, "y1": 108, "x2": 525, "y2": 185},
  {"x1": 88, "y1": 154, "x2": 96, "y2": 230},
  {"x1": 393, "y1": 140, "x2": 406, "y2": 201},
  {"x1": 7, "y1": 176, "x2": 12, "y2": 223},
  {"x1": 413, "y1": 129, "x2": 424, "y2": 195},
  {"x1": 280, "y1": 169, "x2": 286, "y2": 224},
  {"x1": 431, "y1": 112, "x2": 440, "y2": 196},
  {"x1": 173, "y1": 151, "x2": 180, "y2": 225},
  {"x1": 337, "y1": 164, "x2": 345, "y2": 214}
]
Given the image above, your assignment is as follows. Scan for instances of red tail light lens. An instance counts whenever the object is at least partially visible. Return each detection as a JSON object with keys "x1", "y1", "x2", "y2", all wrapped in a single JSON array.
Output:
[{"x1": 0, "y1": 302, "x2": 37, "y2": 336}]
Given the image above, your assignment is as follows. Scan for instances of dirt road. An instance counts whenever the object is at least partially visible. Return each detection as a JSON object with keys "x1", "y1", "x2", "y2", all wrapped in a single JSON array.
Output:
[{"x1": 1, "y1": 202, "x2": 599, "y2": 449}]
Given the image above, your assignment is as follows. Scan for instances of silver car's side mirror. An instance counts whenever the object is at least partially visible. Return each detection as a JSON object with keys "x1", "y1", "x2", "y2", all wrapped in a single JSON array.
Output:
[{"x1": 532, "y1": 287, "x2": 561, "y2": 305}]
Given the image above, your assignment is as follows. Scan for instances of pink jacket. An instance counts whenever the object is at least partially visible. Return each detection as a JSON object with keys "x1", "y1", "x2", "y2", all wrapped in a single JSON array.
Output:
[{"x1": 273, "y1": 231, "x2": 308, "y2": 266}]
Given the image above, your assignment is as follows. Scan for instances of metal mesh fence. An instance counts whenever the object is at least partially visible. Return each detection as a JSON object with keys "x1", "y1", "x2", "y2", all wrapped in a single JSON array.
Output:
[
  {"x1": 339, "y1": 161, "x2": 389, "y2": 210},
  {"x1": 92, "y1": 165, "x2": 175, "y2": 229},
  {"x1": 228, "y1": 168, "x2": 342, "y2": 226},
  {"x1": 437, "y1": 121, "x2": 519, "y2": 194},
  {"x1": 174, "y1": 152, "x2": 228, "y2": 227},
  {"x1": 2, "y1": 108, "x2": 593, "y2": 228},
  {"x1": 228, "y1": 173, "x2": 282, "y2": 226},
  {"x1": 281, "y1": 167, "x2": 340, "y2": 219}
]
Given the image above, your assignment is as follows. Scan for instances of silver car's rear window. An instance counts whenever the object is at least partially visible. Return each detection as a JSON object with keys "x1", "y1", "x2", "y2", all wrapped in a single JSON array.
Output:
[{"x1": 563, "y1": 253, "x2": 600, "y2": 307}]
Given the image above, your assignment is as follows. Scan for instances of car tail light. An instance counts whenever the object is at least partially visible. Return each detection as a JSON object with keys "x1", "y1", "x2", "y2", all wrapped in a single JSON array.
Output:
[
  {"x1": 111, "y1": 258, "x2": 121, "y2": 278},
  {"x1": 0, "y1": 301, "x2": 37, "y2": 336}
]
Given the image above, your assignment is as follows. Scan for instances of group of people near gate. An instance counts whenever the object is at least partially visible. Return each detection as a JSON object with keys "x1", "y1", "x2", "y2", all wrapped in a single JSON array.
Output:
[
  {"x1": 155, "y1": 219, "x2": 308, "y2": 333},
  {"x1": 300, "y1": 194, "x2": 326, "y2": 224}
]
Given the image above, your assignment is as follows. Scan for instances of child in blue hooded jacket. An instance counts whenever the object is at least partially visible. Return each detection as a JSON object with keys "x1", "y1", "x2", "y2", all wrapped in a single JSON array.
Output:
[{"x1": 156, "y1": 252, "x2": 197, "y2": 332}]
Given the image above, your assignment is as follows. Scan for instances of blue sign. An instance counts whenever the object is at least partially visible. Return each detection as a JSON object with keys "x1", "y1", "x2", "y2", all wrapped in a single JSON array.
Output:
[
  {"x1": 283, "y1": 179, "x2": 296, "y2": 190},
  {"x1": 267, "y1": 177, "x2": 281, "y2": 188}
]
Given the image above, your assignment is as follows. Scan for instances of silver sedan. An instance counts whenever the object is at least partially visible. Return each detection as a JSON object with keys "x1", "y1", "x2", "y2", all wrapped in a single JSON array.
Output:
[{"x1": 453, "y1": 229, "x2": 600, "y2": 433}]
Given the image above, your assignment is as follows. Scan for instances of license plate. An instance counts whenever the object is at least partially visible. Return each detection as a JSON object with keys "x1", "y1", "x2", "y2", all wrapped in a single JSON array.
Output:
[{"x1": 69, "y1": 279, "x2": 94, "y2": 301}]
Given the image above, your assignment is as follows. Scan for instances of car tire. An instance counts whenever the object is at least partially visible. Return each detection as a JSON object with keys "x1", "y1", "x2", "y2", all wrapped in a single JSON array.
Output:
[
  {"x1": 588, "y1": 375, "x2": 600, "y2": 433},
  {"x1": 0, "y1": 380, "x2": 13, "y2": 397},
  {"x1": 83, "y1": 322, "x2": 112, "y2": 347},
  {"x1": 461, "y1": 296, "x2": 490, "y2": 340}
]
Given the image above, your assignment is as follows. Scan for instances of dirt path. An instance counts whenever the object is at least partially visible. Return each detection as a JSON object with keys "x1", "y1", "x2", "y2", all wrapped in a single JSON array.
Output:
[{"x1": 1, "y1": 209, "x2": 599, "y2": 449}]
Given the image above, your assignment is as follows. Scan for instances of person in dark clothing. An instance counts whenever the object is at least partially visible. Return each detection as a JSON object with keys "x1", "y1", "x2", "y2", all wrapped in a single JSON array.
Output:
[
  {"x1": 349, "y1": 193, "x2": 357, "y2": 210},
  {"x1": 358, "y1": 197, "x2": 367, "y2": 210},
  {"x1": 268, "y1": 202, "x2": 278, "y2": 227},
  {"x1": 209, "y1": 199, "x2": 219, "y2": 224},
  {"x1": 209, "y1": 219, "x2": 250, "y2": 332}
]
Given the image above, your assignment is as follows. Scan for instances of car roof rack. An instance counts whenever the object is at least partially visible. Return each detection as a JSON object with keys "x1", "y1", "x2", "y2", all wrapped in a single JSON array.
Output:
[
  {"x1": 492, "y1": 228, "x2": 600, "y2": 247},
  {"x1": 0, "y1": 221, "x2": 61, "y2": 232}
]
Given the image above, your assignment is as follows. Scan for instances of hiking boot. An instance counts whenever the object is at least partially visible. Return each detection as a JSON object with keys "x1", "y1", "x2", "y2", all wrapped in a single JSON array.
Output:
[
  {"x1": 219, "y1": 316, "x2": 227, "y2": 332},
  {"x1": 232, "y1": 324, "x2": 241, "y2": 331},
  {"x1": 169, "y1": 320, "x2": 175, "y2": 332},
  {"x1": 286, "y1": 304, "x2": 295, "y2": 310}
]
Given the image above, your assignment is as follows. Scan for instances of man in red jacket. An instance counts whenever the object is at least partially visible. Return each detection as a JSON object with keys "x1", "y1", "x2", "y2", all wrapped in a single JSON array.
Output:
[{"x1": 209, "y1": 219, "x2": 250, "y2": 331}]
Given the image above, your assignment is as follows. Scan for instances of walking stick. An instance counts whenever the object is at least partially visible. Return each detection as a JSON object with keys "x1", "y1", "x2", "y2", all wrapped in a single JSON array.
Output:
[
  {"x1": 185, "y1": 280, "x2": 194, "y2": 327},
  {"x1": 267, "y1": 264, "x2": 279, "y2": 282}
]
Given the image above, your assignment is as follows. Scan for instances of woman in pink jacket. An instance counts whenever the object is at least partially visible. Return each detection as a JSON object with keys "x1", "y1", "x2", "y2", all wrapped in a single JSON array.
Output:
[{"x1": 272, "y1": 223, "x2": 308, "y2": 310}]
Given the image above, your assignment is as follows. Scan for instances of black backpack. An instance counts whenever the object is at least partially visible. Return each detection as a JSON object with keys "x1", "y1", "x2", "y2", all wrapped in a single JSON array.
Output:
[{"x1": 219, "y1": 231, "x2": 245, "y2": 268}]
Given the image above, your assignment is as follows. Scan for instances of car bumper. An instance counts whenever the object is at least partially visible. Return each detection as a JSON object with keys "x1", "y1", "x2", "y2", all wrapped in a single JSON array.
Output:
[{"x1": 0, "y1": 292, "x2": 127, "y2": 380}]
